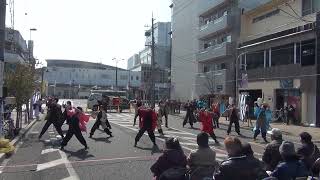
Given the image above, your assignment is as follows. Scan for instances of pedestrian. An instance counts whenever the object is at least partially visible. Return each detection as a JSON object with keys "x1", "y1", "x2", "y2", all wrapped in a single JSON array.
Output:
[
  {"x1": 134, "y1": 107, "x2": 157, "y2": 147},
  {"x1": 187, "y1": 132, "x2": 217, "y2": 180},
  {"x1": 212, "y1": 102, "x2": 220, "y2": 128},
  {"x1": 268, "y1": 141, "x2": 309, "y2": 180},
  {"x1": 156, "y1": 107, "x2": 164, "y2": 136},
  {"x1": 227, "y1": 104, "x2": 241, "y2": 136},
  {"x1": 33, "y1": 99, "x2": 41, "y2": 121},
  {"x1": 253, "y1": 103, "x2": 271, "y2": 143},
  {"x1": 262, "y1": 128, "x2": 283, "y2": 171},
  {"x1": 198, "y1": 109, "x2": 219, "y2": 143},
  {"x1": 89, "y1": 105, "x2": 113, "y2": 138},
  {"x1": 133, "y1": 99, "x2": 143, "y2": 126},
  {"x1": 159, "y1": 100, "x2": 168, "y2": 128},
  {"x1": 38, "y1": 97, "x2": 64, "y2": 139},
  {"x1": 214, "y1": 137, "x2": 267, "y2": 180},
  {"x1": 245, "y1": 103, "x2": 253, "y2": 127},
  {"x1": 163, "y1": 99, "x2": 169, "y2": 127},
  {"x1": 183, "y1": 101, "x2": 194, "y2": 128},
  {"x1": 297, "y1": 132, "x2": 320, "y2": 171},
  {"x1": 287, "y1": 105, "x2": 296, "y2": 125},
  {"x1": 61, "y1": 107, "x2": 88, "y2": 150},
  {"x1": 150, "y1": 137, "x2": 187, "y2": 180}
]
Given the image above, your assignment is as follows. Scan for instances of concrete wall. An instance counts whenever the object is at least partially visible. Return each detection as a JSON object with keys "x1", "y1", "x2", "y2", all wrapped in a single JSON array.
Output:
[
  {"x1": 240, "y1": 0, "x2": 316, "y2": 43},
  {"x1": 170, "y1": 0, "x2": 199, "y2": 101}
]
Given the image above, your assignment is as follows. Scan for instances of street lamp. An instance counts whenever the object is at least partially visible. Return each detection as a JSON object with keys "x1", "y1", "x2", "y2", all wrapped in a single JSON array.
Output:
[{"x1": 112, "y1": 58, "x2": 124, "y2": 90}]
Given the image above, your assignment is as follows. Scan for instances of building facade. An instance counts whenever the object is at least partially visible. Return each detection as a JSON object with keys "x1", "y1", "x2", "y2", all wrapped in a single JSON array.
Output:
[
  {"x1": 238, "y1": 0, "x2": 319, "y2": 126},
  {"x1": 44, "y1": 59, "x2": 141, "y2": 99},
  {"x1": 127, "y1": 22, "x2": 171, "y2": 100},
  {"x1": 170, "y1": 0, "x2": 240, "y2": 102}
]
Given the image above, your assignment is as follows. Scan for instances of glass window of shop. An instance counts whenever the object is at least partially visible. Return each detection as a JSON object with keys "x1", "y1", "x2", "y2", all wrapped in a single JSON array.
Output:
[{"x1": 271, "y1": 43, "x2": 294, "y2": 66}]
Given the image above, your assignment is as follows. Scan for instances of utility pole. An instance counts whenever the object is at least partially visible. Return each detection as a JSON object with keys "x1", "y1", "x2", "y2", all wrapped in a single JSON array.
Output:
[
  {"x1": 0, "y1": 0, "x2": 5, "y2": 98},
  {"x1": 112, "y1": 58, "x2": 124, "y2": 90},
  {"x1": 0, "y1": 0, "x2": 6, "y2": 137},
  {"x1": 150, "y1": 14, "x2": 156, "y2": 108}
]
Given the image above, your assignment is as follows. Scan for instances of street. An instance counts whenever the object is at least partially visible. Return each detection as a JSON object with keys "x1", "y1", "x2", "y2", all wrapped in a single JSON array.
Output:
[{"x1": 0, "y1": 99, "x2": 316, "y2": 180}]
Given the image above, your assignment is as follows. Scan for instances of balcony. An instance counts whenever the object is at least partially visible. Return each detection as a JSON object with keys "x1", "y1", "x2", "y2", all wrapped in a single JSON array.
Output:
[
  {"x1": 198, "y1": 0, "x2": 226, "y2": 16},
  {"x1": 195, "y1": 69, "x2": 227, "y2": 95},
  {"x1": 196, "y1": 42, "x2": 232, "y2": 62},
  {"x1": 199, "y1": 14, "x2": 230, "y2": 39}
]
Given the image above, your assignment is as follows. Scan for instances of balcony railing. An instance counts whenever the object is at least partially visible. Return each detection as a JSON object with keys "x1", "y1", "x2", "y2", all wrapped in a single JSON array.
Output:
[
  {"x1": 197, "y1": 42, "x2": 231, "y2": 62},
  {"x1": 199, "y1": 14, "x2": 229, "y2": 38}
]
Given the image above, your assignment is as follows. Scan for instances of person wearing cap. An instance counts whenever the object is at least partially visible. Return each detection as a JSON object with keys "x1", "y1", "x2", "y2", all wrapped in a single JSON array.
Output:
[
  {"x1": 262, "y1": 128, "x2": 283, "y2": 171},
  {"x1": 269, "y1": 141, "x2": 309, "y2": 180},
  {"x1": 61, "y1": 107, "x2": 88, "y2": 150},
  {"x1": 297, "y1": 132, "x2": 320, "y2": 171}
]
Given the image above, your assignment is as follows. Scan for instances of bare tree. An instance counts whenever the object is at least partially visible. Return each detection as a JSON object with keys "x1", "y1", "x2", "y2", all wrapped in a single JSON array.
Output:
[{"x1": 5, "y1": 64, "x2": 36, "y2": 128}]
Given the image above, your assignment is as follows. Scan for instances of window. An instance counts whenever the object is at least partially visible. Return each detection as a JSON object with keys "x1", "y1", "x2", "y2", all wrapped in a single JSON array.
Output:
[
  {"x1": 203, "y1": 66, "x2": 209, "y2": 73},
  {"x1": 101, "y1": 74, "x2": 110, "y2": 79},
  {"x1": 131, "y1": 76, "x2": 133, "y2": 80},
  {"x1": 120, "y1": 75, "x2": 128, "y2": 80},
  {"x1": 296, "y1": 42, "x2": 301, "y2": 64},
  {"x1": 301, "y1": 39, "x2": 315, "y2": 66},
  {"x1": 302, "y1": 0, "x2": 320, "y2": 16},
  {"x1": 246, "y1": 51, "x2": 265, "y2": 70},
  {"x1": 271, "y1": 43, "x2": 294, "y2": 66},
  {"x1": 253, "y1": 9, "x2": 280, "y2": 23},
  {"x1": 136, "y1": 76, "x2": 139, "y2": 80}
]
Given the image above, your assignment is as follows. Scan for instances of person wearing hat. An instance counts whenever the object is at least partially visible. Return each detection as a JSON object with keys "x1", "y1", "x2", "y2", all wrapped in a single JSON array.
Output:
[
  {"x1": 262, "y1": 128, "x2": 283, "y2": 171},
  {"x1": 61, "y1": 107, "x2": 88, "y2": 150},
  {"x1": 269, "y1": 141, "x2": 309, "y2": 180}
]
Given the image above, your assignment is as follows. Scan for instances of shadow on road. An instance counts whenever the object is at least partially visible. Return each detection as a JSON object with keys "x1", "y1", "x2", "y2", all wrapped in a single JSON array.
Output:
[
  {"x1": 90, "y1": 137, "x2": 112, "y2": 143},
  {"x1": 135, "y1": 145, "x2": 163, "y2": 155},
  {"x1": 63, "y1": 148, "x2": 95, "y2": 160}
]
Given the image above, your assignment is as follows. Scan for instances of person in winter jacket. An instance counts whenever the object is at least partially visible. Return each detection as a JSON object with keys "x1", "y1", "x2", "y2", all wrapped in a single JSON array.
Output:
[
  {"x1": 262, "y1": 128, "x2": 283, "y2": 171},
  {"x1": 150, "y1": 137, "x2": 187, "y2": 180},
  {"x1": 214, "y1": 137, "x2": 266, "y2": 180},
  {"x1": 134, "y1": 107, "x2": 157, "y2": 147},
  {"x1": 297, "y1": 132, "x2": 320, "y2": 171},
  {"x1": 269, "y1": 141, "x2": 309, "y2": 180},
  {"x1": 89, "y1": 105, "x2": 113, "y2": 138},
  {"x1": 198, "y1": 109, "x2": 219, "y2": 143},
  {"x1": 226, "y1": 104, "x2": 241, "y2": 136},
  {"x1": 188, "y1": 132, "x2": 217, "y2": 180},
  {"x1": 61, "y1": 107, "x2": 88, "y2": 150}
]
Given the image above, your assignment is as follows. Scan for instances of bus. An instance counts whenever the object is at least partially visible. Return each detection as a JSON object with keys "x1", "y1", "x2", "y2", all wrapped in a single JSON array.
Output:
[{"x1": 87, "y1": 90, "x2": 130, "y2": 111}]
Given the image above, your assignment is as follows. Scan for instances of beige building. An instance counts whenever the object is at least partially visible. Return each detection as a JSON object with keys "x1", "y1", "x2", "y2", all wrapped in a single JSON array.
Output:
[{"x1": 238, "y1": 0, "x2": 319, "y2": 126}]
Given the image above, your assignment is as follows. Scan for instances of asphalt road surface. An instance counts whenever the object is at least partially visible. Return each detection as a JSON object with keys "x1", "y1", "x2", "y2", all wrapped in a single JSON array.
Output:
[{"x1": 0, "y1": 99, "x2": 311, "y2": 180}]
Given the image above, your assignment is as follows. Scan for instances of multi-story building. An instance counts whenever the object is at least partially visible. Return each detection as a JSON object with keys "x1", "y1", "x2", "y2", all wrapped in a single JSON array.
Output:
[
  {"x1": 238, "y1": 0, "x2": 319, "y2": 126},
  {"x1": 127, "y1": 22, "x2": 171, "y2": 100},
  {"x1": 4, "y1": 28, "x2": 29, "y2": 64},
  {"x1": 44, "y1": 59, "x2": 141, "y2": 98},
  {"x1": 170, "y1": 0, "x2": 240, "y2": 102}
]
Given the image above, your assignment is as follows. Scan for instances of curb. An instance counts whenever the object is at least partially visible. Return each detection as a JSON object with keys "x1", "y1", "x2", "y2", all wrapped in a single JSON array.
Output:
[{"x1": 0, "y1": 119, "x2": 39, "y2": 163}]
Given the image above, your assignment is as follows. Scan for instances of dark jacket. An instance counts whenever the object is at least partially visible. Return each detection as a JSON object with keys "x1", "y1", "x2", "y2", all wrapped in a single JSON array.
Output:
[
  {"x1": 270, "y1": 157, "x2": 309, "y2": 180},
  {"x1": 262, "y1": 140, "x2": 283, "y2": 171},
  {"x1": 214, "y1": 155, "x2": 268, "y2": 180},
  {"x1": 297, "y1": 142, "x2": 320, "y2": 170},
  {"x1": 48, "y1": 104, "x2": 62, "y2": 122},
  {"x1": 150, "y1": 149, "x2": 187, "y2": 179}
]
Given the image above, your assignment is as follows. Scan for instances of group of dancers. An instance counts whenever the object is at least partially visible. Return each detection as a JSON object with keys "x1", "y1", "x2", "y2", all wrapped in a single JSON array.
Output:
[{"x1": 37, "y1": 97, "x2": 272, "y2": 150}]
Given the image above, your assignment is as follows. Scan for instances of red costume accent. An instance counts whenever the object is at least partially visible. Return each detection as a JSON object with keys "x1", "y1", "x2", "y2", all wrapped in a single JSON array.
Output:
[
  {"x1": 138, "y1": 108, "x2": 157, "y2": 131},
  {"x1": 199, "y1": 111, "x2": 214, "y2": 134}
]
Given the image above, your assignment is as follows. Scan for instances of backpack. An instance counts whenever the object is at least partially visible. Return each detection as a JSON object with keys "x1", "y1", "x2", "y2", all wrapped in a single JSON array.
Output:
[{"x1": 159, "y1": 167, "x2": 188, "y2": 180}]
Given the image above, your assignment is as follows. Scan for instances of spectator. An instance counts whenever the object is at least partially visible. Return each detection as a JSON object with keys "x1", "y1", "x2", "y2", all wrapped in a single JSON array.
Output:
[
  {"x1": 297, "y1": 132, "x2": 320, "y2": 171},
  {"x1": 150, "y1": 137, "x2": 187, "y2": 180},
  {"x1": 242, "y1": 143, "x2": 269, "y2": 179},
  {"x1": 214, "y1": 137, "x2": 267, "y2": 180},
  {"x1": 262, "y1": 128, "x2": 283, "y2": 171},
  {"x1": 187, "y1": 133, "x2": 217, "y2": 180},
  {"x1": 269, "y1": 141, "x2": 309, "y2": 180}
]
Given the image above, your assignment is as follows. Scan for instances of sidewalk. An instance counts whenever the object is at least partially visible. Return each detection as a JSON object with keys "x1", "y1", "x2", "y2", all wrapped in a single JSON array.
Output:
[{"x1": 172, "y1": 111, "x2": 320, "y2": 141}]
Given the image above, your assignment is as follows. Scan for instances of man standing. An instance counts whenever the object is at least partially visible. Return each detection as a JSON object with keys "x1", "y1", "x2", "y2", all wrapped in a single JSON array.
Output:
[
  {"x1": 212, "y1": 102, "x2": 220, "y2": 128},
  {"x1": 38, "y1": 97, "x2": 64, "y2": 139},
  {"x1": 183, "y1": 101, "x2": 194, "y2": 128},
  {"x1": 163, "y1": 99, "x2": 169, "y2": 127},
  {"x1": 227, "y1": 104, "x2": 241, "y2": 136},
  {"x1": 262, "y1": 128, "x2": 283, "y2": 171},
  {"x1": 134, "y1": 107, "x2": 157, "y2": 147},
  {"x1": 133, "y1": 99, "x2": 142, "y2": 126}
]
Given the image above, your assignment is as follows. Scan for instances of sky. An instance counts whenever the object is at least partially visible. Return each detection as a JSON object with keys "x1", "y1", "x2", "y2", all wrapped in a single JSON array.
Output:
[{"x1": 5, "y1": 0, "x2": 172, "y2": 69}]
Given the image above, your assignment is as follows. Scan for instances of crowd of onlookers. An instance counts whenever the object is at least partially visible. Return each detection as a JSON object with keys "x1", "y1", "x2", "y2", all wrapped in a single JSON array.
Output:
[{"x1": 150, "y1": 130, "x2": 320, "y2": 180}]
